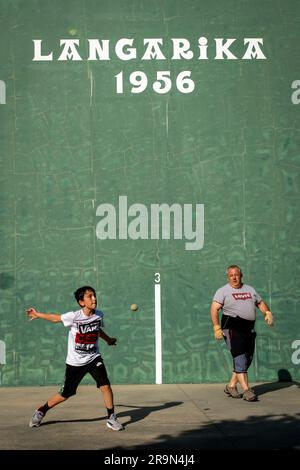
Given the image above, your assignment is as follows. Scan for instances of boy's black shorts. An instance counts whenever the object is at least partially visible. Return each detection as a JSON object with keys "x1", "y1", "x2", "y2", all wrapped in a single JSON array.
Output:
[{"x1": 60, "y1": 356, "x2": 110, "y2": 398}]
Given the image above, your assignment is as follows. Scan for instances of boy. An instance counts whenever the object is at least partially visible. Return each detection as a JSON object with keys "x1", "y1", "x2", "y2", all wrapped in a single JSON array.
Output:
[{"x1": 26, "y1": 285, "x2": 123, "y2": 431}]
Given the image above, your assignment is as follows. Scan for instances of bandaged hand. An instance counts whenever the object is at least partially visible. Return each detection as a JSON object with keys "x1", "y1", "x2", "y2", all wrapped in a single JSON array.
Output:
[
  {"x1": 265, "y1": 311, "x2": 274, "y2": 327},
  {"x1": 213, "y1": 325, "x2": 224, "y2": 340}
]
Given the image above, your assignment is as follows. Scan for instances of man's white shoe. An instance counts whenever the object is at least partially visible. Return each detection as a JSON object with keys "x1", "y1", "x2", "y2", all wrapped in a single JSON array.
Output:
[
  {"x1": 106, "y1": 413, "x2": 124, "y2": 431},
  {"x1": 29, "y1": 410, "x2": 44, "y2": 427}
]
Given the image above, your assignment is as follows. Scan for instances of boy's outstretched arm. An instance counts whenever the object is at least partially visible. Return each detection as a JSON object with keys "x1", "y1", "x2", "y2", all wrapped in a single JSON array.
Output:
[
  {"x1": 26, "y1": 307, "x2": 62, "y2": 323},
  {"x1": 99, "y1": 329, "x2": 117, "y2": 346}
]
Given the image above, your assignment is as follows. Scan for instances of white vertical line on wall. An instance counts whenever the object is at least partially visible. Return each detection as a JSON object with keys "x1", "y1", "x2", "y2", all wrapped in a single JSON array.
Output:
[
  {"x1": 0, "y1": 80, "x2": 6, "y2": 104},
  {"x1": 88, "y1": 69, "x2": 93, "y2": 106},
  {"x1": 166, "y1": 101, "x2": 169, "y2": 139},
  {"x1": 155, "y1": 283, "x2": 162, "y2": 384}
]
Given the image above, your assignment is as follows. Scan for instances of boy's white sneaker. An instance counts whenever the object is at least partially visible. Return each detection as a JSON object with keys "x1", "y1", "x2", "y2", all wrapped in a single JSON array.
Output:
[
  {"x1": 29, "y1": 410, "x2": 44, "y2": 427},
  {"x1": 106, "y1": 413, "x2": 124, "y2": 431}
]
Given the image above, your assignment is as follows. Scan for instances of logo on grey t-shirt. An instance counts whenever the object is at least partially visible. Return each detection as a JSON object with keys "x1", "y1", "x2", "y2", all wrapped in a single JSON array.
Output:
[{"x1": 232, "y1": 292, "x2": 252, "y2": 300}]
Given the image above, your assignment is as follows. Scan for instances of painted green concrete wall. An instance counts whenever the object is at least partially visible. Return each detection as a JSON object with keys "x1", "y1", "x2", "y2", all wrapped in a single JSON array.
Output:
[{"x1": 0, "y1": 0, "x2": 299, "y2": 386}]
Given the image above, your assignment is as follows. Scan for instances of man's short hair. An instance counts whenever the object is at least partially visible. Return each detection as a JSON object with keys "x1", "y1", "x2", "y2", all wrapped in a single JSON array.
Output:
[
  {"x1": 226, "y1": 265, "x2": 243, "y2": 276},
  {"x1": 74, "y1": 286, "x2": 96, "y2": 303}
]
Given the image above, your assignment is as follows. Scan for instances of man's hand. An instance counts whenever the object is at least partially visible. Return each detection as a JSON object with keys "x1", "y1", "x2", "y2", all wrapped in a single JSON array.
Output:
[
  {"x1": 265, "y1": 311, "x2": 274, "y2": 327},
  {"x1": 107, "y1": 337, "x2": 117, "y2": 346},
  {"x1": 213, "y1": 325, "x2": 224, "y2": 340}
]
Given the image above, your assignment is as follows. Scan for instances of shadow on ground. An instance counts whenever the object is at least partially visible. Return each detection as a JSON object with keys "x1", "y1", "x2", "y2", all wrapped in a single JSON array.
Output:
[
  {"x1": 41, "y1": 401, "x2": 183, "y2": 426},
  {"x1": 104, "y1": 378, "x2": 300, "y2": 451},
  {"x1": 105, "y1": 411, "x2": 300, "y2": 451},
  {"x1": 252, "y1": 371, "x2": 300, "y2": 396}
]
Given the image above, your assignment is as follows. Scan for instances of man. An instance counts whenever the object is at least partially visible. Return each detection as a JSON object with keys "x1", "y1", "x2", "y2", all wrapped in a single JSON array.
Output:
[{"x1": 210, "y1": 265, "x2": 274, "y2": 401}]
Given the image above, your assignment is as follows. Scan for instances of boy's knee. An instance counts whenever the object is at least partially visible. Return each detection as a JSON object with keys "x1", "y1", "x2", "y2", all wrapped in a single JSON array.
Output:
[
  {"x1": 60, "y1": 390, "x2": 76, "y2": 399},
  {"x1": 99, "y1": 384, "x2": 111, "y2": 392}
]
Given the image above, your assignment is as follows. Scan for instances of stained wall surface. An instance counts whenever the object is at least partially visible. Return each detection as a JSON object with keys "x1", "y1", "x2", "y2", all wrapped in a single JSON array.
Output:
[{"x1": 0, "y1": 0, "x2": 299, "y2": 385}]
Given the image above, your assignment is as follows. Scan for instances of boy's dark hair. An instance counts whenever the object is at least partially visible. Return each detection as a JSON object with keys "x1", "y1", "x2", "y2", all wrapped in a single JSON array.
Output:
[{"x1": 74, "y1": 286, "x2": 96, "y2": 303}]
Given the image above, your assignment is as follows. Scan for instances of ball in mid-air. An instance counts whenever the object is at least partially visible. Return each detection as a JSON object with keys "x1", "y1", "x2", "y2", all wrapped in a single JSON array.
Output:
[
  {"x1": 68, "y1": 28, "x2": 78, "y2": 36},
  {"x1": 130, "y1": 303, "x2": 138, "y2": 311}
]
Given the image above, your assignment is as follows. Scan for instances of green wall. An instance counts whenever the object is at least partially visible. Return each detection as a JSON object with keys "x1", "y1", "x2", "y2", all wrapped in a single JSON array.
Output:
[{"x1": 0, "y1": 0, "x2": 299, "y2": 386}]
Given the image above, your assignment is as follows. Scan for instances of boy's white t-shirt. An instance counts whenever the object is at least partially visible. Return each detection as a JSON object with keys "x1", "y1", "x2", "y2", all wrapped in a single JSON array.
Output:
[{"x1": 60, "y1": 309, "x2": 104, "y2": 366}]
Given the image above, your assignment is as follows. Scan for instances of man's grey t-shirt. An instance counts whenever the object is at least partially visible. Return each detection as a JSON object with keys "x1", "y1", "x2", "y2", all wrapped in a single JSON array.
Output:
[{"x1": 213, "y1": 283, "x2": 262, "y2": 321}]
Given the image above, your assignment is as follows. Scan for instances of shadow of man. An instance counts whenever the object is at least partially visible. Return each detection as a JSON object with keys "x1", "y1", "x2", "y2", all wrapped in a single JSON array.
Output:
[{"x1": 252, "y1": 368, "x2": 300, "y2": 396}]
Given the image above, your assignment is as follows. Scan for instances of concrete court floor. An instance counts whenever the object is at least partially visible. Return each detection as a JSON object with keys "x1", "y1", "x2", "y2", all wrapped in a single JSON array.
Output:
[{"x1": 0, "y1": 382, "x2": 299, "y2": 463}]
